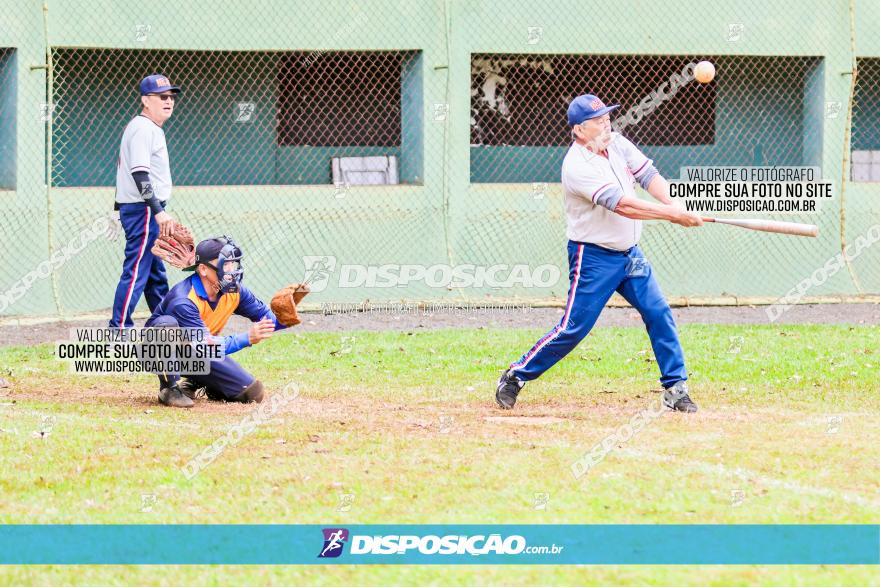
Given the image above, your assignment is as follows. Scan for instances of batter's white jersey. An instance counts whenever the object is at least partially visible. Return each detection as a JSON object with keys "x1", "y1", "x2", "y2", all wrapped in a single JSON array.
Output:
[
  {"x1": 561, "y1": 132, "x2": 654, "y2": 251},
  {"x1": 115, "y1": 115, "x2": 173, "y2": 204}
]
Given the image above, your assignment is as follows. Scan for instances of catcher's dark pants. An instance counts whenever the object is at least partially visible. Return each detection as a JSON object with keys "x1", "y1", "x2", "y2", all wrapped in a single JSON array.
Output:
[
  {"x1": 109, "y1": 202, "x2": 169, "y2": 328},
  {"x1": 149, "y1": 315, "x2": 256, "y2": 400}
]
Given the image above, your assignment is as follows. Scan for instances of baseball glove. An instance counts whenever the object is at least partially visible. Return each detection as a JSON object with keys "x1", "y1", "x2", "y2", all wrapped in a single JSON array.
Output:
[
  {"x1": 151, "y1": 224, "x2": 196, "y2": 269},
  {"x1": 270, "y1": 283, "x2": 311, "y2": 326}
]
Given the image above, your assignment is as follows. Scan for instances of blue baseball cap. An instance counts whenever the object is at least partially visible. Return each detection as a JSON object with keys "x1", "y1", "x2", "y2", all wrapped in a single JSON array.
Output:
[
  {"x1": 139, "y1": 74, "x2": 181, "y2": 96},
  {"x1": 567, "y1": 94, "x2": 620, "y2": 125}
]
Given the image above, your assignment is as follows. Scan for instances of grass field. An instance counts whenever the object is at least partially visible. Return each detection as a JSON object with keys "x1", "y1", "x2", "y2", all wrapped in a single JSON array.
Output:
[{"x1": 1, "y1": 322, "x2": 877, "y2": 585}]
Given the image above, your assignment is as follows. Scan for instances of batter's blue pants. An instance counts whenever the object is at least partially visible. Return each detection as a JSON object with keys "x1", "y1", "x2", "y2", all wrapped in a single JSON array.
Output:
[
  {"x1": 148, "y1": 315, "x2": 257, "y2": 400},
  {"x1": 109, "y1": 202, "x2": 169, "y2": 328},
  {"x1": 510, "y1": 241, "x2": 687, "y2": 388}
]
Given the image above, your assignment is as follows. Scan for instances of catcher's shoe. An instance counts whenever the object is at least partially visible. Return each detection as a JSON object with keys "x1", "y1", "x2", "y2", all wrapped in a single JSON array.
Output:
[
  {"x1": 177, "y1": 377, "x2": 206, "y2": 401},
  {"x1": 231, "y1": 380, "x2": 264, "y2": 404},
  {"x1": 158, "y1": 384, "x2": 194, "y2": 408},
  {"x1": 205, "y1": 387, "x2": 227, "y2": 402},
  {"x1": 495, "y1": 369, "x2": 525, "y2": 410},
  {"x1": 662, "y1": 381, "x2": 698, "y2": 413}
]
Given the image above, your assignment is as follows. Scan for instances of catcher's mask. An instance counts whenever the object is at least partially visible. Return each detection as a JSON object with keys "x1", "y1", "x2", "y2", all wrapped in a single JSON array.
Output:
[
  {"x1": 211, "y1": 236, "x2": 243, "y2": 294},
  {"x1": 190, "y1": 235, "x2": 244, "y2": 294}
]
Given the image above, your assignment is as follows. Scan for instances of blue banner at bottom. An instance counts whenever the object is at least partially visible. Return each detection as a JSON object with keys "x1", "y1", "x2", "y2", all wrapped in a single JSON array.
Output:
[{"x1": 0, "y1": 525, "x2": 877, "y2": 565}]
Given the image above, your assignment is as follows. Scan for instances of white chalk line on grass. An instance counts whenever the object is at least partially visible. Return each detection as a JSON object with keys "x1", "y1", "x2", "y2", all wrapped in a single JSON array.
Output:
[{"x1": 618, "y1": 448, "x2": 880, "y2": 510}]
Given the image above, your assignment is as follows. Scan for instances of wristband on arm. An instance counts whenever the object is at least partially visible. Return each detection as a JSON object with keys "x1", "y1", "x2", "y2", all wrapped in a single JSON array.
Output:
[
  {"x1": 637, "y1": 165, "x2": 659, "y2": 190},
  {"x1": 594, "y1": 186, "x2": 624, "y2": 212},
  {"x1": 132, "y1": 170, "x2": 163, "y2": 216}
]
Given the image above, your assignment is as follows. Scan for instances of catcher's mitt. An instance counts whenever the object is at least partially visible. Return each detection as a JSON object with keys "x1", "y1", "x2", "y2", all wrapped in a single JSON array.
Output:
[
  {"x1": 270, "y1": 283, "x2": 311, "y2": 326},
  {"x1": 151, "y1": 224, "x2": 195, "y2": 269}
]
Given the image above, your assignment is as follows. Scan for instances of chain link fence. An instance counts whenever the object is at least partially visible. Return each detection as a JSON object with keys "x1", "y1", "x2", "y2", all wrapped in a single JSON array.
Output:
[
  {"x1": 44, "y1": 45, "x2": 438, "y2": 315},
  {"x1": 466, "y1": 53, "x2": 835, "y2": 297},
  {"x1": 1, "y1": 0, "x2": 879, "y2": 319},
  {"x1": 852, "y1": 58, "x2": 880, "y2": 175},
  {"x1": 845, "y1": 56, "x2": 880, "y2": 293},
  {"x1": 0, "y1": 47, "x2": 15, "y2": 192},
  {"x1": 51, "y1": 49, "x2": 419, "y2": 187},
  {"x1": 471, "y1": 55, "x2": 825, "y2": 179}
]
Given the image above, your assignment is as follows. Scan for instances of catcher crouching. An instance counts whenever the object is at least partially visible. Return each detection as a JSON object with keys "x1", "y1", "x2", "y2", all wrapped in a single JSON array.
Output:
[{"x1": 145, "y1": 235, "x2": 309, "y2": 408}]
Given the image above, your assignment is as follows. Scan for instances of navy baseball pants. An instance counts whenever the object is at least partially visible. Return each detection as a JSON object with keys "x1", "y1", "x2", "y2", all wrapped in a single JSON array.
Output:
[
  {"x1": 509, "y1": 241, "x2": 688, "y2": 388},
  {"x1": 148, "y1": 315, "x2": 256, "y2": 400},
  {"x1": 109, "y1": 202, "x2": 169, "y2": 328}
]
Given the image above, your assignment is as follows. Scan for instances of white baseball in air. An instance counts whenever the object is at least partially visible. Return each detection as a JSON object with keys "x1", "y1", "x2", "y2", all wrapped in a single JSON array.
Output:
[{"x1": 694, "y1": 61, "x2": 716, "y2": 84}]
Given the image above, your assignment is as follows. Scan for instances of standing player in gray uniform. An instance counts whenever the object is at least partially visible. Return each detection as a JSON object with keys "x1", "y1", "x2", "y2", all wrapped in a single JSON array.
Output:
[
  {"x1": 109, "y1": 74, "x2": 181, "y2": 328},
  {"x1": 496, "y1": 94, "x2": 704, "y2": 412}
]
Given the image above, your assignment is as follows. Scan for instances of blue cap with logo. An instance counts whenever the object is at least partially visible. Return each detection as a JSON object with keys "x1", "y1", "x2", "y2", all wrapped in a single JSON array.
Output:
[
  {"x1": 567, "y1": 94, "x2": 620, "y2": 126},
  {"x1": 139, "y1": 74, "x2": 181, "y2": 96}
]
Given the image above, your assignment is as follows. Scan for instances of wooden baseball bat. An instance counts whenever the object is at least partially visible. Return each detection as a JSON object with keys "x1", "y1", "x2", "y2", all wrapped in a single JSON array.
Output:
[{"x1": 701, "y1": 217, "x2": 819, "y2": 237}]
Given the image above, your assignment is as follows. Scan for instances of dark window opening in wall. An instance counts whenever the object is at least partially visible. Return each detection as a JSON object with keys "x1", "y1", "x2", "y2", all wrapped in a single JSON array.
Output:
[
  {"x1": 276, "y1": 52, "x2": 407, "y2": 148},
  {"x1": 852, "y1": 58, "x2": 880, "y2": 182},
  {"x1": 49, "y1": 48, "x2": 421, "y2": 186},
  {"x1": 470, "y1": 54, "x2": 715, "y2": 148},
  {"x1": 470, "y1": 54, "x2": 823, "y2": 184},
  {"x1": 0, "y1": 48, "x2": 16, "y2": 190}
]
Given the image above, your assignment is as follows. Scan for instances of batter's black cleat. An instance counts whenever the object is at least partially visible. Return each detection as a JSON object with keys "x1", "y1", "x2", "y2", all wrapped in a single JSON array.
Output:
[
  {"x1": 177, "y1": 378, "x2": 205, "y2": 401},
  {"x1": 158, "y1": 384, "x2": 194, "y2": 408},
  {"x1": 495, "y1": 369, "x2": 525, "y2": 409},
  {"x1": 662, "y1": 381, "x2": 698, "y2": 413}
]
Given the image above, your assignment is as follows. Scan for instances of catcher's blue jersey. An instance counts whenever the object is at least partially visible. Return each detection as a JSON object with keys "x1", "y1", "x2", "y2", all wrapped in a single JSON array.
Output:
[{"x1": 146, "y1": 274, "x2": 284, "y2": 355}]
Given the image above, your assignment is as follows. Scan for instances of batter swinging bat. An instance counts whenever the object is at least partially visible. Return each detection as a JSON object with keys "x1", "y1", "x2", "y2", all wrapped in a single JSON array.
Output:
[{"x1": 701, "y1": 217, "x2": 819, "y2": 237}]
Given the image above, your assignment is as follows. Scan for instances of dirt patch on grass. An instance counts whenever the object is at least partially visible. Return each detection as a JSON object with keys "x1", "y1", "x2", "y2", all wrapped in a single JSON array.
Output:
[
  {"x1": 483, "y1": 415, "x2": 567, "y2": 425},
  {"x1": 3, "y1": 303, "x2": 879, "y2": 348}
]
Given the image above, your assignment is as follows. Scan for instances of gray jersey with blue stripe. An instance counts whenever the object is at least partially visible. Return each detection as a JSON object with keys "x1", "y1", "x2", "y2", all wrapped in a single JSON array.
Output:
[{"x1": 115, "y1": 115, "x2": 172, "y2": 204}]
